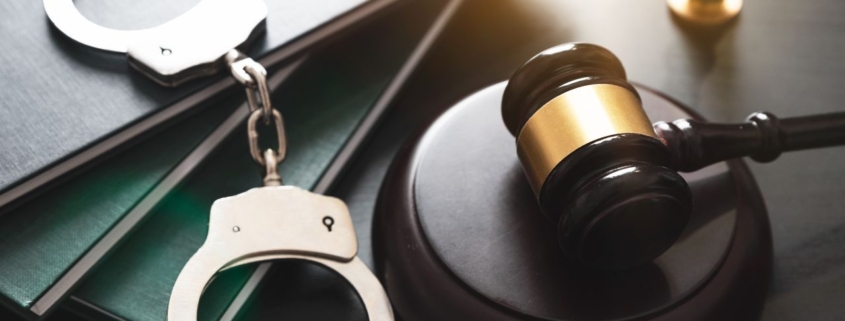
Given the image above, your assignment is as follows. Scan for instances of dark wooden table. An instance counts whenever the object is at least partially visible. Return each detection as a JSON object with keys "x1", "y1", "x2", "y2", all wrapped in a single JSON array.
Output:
[
  {"x1": 13, "y1": 1, "x2": 842, "y2": 320},
  {"x1": 333, "y1": 1, "x2": 845, "y2": 320}
]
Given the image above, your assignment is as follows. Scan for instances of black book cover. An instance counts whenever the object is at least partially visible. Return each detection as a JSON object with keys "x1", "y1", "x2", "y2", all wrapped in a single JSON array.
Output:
[{"x1": 0, "y1": 0, "x2": 401, "y2": 212}]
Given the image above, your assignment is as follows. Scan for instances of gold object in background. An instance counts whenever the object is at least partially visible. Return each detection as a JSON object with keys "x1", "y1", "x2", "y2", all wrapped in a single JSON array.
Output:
[
  {"x1": 516, "y1": 84, "x2": 657, "y2": 195},
  {"x1": 667, "y1": 0, "x2": 743, "y2": 26}
]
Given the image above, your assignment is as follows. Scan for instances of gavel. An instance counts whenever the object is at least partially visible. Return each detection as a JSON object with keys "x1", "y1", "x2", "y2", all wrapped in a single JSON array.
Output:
[{"x1": 502, "y1": 43, "x2": 845, "y2": 270}]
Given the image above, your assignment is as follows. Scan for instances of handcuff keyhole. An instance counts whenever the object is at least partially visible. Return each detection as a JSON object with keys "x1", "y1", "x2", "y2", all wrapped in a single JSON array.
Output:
[
  {"x1": 323, "y1": 216, "x2": 334, "y2": 232},
  {"x1": 160, "y1": 47, "x2": 172, "y2": 56}
]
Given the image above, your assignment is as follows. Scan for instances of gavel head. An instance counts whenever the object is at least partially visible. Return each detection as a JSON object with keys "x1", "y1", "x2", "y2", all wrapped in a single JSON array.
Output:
[{"x1": 502, "y1": 43, "x2": 692, "y2": 270}]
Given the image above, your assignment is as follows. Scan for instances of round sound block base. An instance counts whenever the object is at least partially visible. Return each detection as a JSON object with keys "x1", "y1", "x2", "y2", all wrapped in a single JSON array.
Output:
[{"x1": 373, "y1": 83, "x2": 772, "y2": 321}]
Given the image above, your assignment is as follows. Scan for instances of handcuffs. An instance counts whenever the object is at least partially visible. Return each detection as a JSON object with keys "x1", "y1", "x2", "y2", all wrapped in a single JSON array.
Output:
[
  {"x1": 44, "y1": 0, "x2": 393, "y2": 319},
  {"x1": 44, "y1": 0, "x2": 266, "y2": 86},
  {"x1": 167, "y1": 186, "x2": 393, "y2": 320}
]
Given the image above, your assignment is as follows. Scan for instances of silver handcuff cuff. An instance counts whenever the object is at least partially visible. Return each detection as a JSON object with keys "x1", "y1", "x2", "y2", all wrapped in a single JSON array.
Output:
[
  {"x1": 168, "y1": 53, "x2": 393, "y2": 321},
  {"x1": 43, "y1": 0, "x2": 393, "y2": 319}
]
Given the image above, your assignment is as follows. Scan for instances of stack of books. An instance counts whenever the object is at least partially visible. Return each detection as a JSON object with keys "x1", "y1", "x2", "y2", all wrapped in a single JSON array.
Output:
[{"x1": 0, "y1": 0, "x2": 458, "y2": 320}]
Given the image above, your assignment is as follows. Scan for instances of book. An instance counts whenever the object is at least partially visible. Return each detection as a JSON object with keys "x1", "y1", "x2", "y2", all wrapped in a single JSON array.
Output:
[
  {"x1": 0, "y1": 0, "x2": 408, "y2": 319},
  {"x1": 0, "y1": 0, "x2": 457, "y2": 320},
  {"x1": 63, "y1": 1, "x2": 456, "y2": 320},
  {"x1": 0, "y1": 0, "x2": 403, "y2": 214}
]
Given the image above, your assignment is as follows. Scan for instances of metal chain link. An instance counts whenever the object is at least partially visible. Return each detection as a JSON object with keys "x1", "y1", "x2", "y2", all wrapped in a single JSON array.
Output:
[
  {"x1": 226, "y1": 50, "x2": 286, "y2": 185},
  {"x1": 246, "y1": 108, "x2": 287, "y2": 166},
  {"x1": 244, "y1": 65, "x2": 273, "y2": 123}
]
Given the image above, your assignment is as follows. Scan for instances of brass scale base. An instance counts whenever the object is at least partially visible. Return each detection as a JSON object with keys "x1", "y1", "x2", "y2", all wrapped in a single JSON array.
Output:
[{"x1": 373, "y1": 82, "x2": 772, "y2": 320}]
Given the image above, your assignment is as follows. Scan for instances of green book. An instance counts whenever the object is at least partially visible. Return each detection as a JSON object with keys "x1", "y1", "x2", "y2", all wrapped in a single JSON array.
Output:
[
  {"x1": 0, "y1": 85, "x2": 245, "y2": 317},
  {"x1": 63, "y1": 1, "x2": 454, "y2": 321},
  {"x1": 0, "y1": 61, "x2": 303, "y2": 321}
]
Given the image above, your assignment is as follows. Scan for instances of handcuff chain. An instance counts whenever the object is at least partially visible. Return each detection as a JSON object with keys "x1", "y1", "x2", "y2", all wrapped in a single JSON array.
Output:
[{"x1": 226, "y1": 50, "x2": 286, "y2": 186}]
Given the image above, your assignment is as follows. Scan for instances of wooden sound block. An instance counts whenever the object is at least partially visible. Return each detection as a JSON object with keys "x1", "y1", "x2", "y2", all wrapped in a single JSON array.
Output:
[{"x1": 373, "y1": 82, "x2": 773, "y2": 321}]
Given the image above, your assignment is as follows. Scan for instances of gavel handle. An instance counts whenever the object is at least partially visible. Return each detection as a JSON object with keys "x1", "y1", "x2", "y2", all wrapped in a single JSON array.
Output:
[{"x1": 654, "y1": 111, "x2": 845, "y2": 172}]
